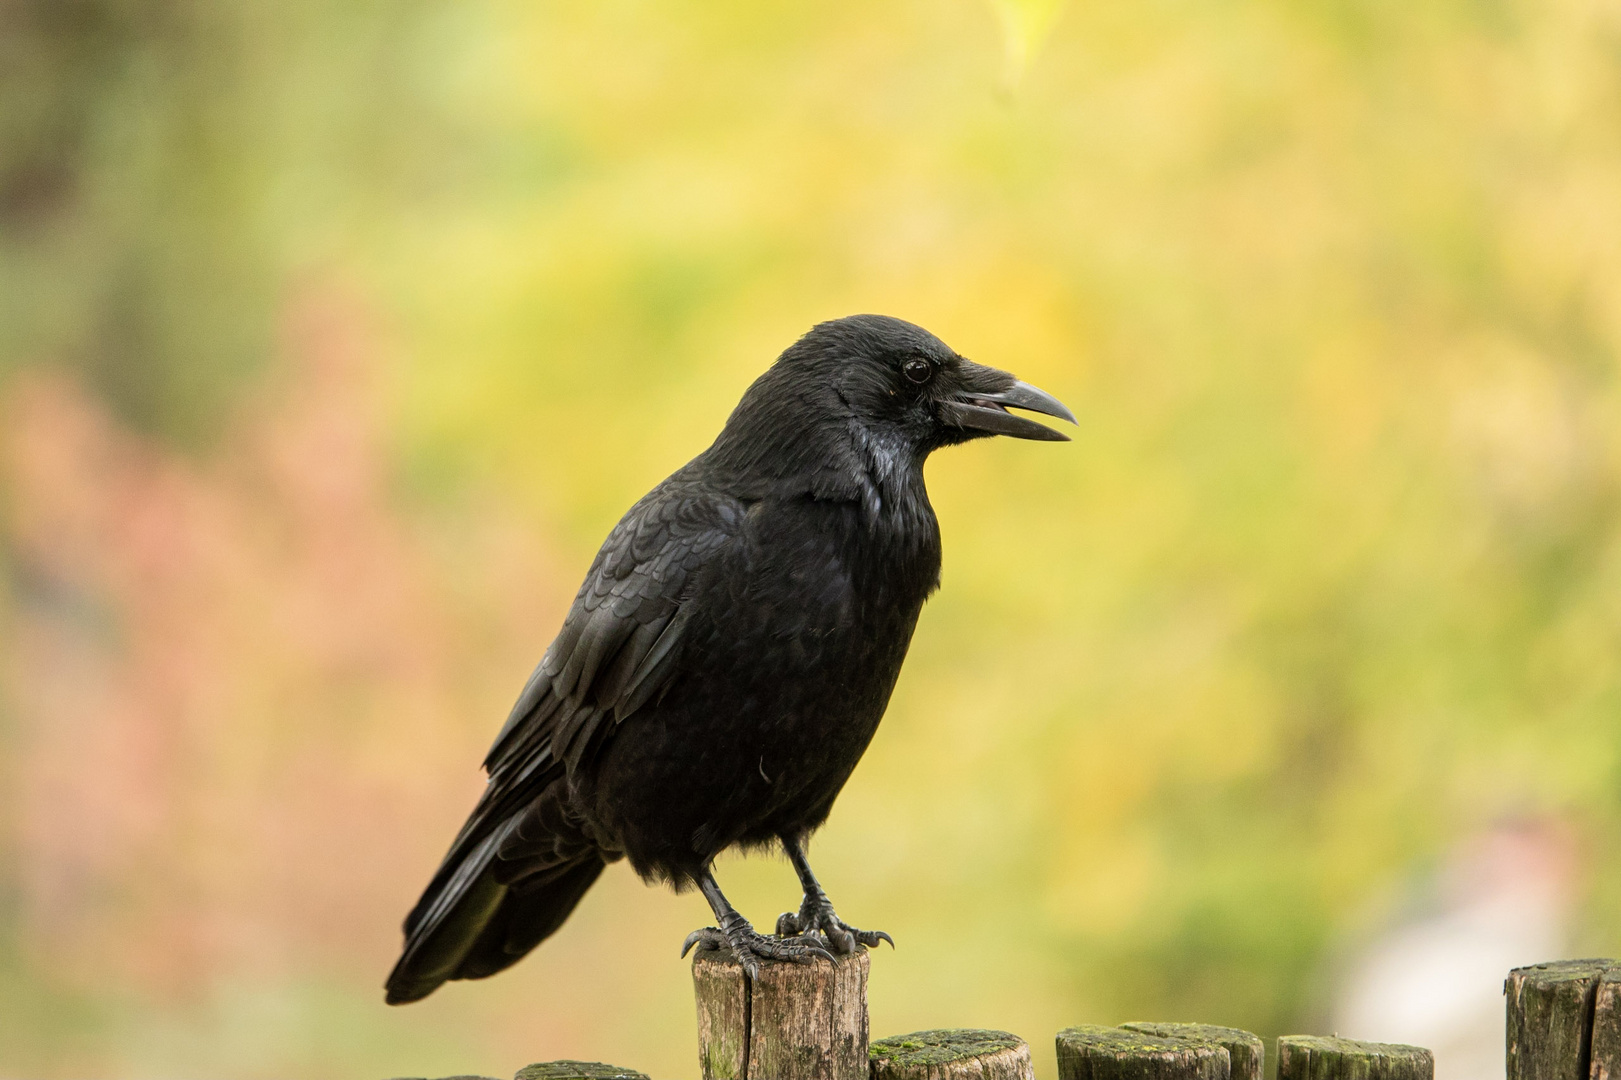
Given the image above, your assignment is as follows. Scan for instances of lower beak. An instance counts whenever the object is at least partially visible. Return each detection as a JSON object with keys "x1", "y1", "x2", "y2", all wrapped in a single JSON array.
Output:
[{"x1": 940, "y1": 380, "x2": 1076, "y2": 442}]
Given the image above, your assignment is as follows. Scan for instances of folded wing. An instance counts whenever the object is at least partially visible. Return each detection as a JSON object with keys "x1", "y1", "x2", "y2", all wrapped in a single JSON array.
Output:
[{"x1": 385, "y1": 474, "x2": 744, "y2": 1003}]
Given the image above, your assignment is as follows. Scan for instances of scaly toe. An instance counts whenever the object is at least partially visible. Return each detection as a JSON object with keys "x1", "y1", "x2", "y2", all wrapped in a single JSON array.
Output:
[
  {"x1": 824, "y1": 923, "x2": 856, "y2": 954},
  {"x1": 681, "y1": 926, "x2": 727, "y2": 959},
  {"x1": 759, "y1": 933, "x2": 836, "y2": 965},
  {"x1": 854, "y1": 927, "x2": 895, "y2": 949},
  {"x1": 793, "y1": 904, "x2": 892, "y2": 955},
  {"x1": 685, "y1": 922, "x2": 834, "y2": 978}
]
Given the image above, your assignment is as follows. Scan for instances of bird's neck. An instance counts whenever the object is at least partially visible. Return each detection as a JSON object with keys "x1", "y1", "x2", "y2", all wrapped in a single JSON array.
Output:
[
  {"x1": 702, "y1": 420, "x2": 933, "y2": 533},
  {"x1": 849, "y1": 424, "x2": 933, "y2": 533}
]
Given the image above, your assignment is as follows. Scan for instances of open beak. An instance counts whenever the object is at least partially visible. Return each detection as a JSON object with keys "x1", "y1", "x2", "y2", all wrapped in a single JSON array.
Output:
[{"x1": 939, "y1": 378, "x2": 1077, "y2": 442}]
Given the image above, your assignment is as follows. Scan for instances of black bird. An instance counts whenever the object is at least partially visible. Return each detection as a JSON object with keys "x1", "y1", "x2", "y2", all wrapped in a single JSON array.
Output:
[{"x1": 385, "y1": 314, "x2": 1072, "y2": 1003}]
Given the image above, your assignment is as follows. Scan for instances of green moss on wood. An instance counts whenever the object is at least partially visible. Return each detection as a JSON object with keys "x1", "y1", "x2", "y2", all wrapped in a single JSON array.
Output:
[
  {"x1": 515, "y1": 1062, "x2": 649, "y2": 1080},
  {"x1": 1057, "y1": 1025, "x2": 1228, "y2": 1080},
  {"x1": 870, "y1": 1029, "x2": 1025, "y2": 1067},
  {"x1": 1277, "y1": 1035, "x2": 1432, "y2": 1080},
  {"x1": 1059, "y1": 1025, "x2": 1208, "y2": 1055},
  {"x1": 1514, "y1": 959, "x2": 1618, "y2": 982},
  {"x1": 1123, "y1": 1024, "x2": 1263, "y2": 1080}
]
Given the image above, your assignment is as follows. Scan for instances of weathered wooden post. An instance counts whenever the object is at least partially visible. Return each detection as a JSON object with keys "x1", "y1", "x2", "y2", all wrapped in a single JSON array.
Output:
[
  {"x1": 1276, "y1": 1036, "x2": 1431, "y2": 1080},
  {"x1": 1121, "y1": 1024, "x2": 1264, "y2": 1080},
  {"x1": 692, "y1": 943, "x2": 869, "y2": 1080},
  {"x1": 869, "y1": 1029, "x2": 1035, "y2": 1080},
  {"x1": 1596, "y1": 972, "x2": 1621, "y2": 1080},
  {"x1": 1056, "y1": 1025, "x2": 1230, "y2": 1079},
  {"x1": 1506, "y1": 959, "x2": 1621, "y2": 1080}
]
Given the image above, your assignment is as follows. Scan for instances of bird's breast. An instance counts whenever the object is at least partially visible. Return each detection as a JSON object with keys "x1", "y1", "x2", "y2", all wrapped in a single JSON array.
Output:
[
  {"x1": 750, "y1": 494, "x2": 937, "y2": 625},
  {"x1": 581, "y1": 495, "x2": 941, "y2": 873},
  {"x1": 696, "y1": 497, "x2": 938, "y2": 736}
]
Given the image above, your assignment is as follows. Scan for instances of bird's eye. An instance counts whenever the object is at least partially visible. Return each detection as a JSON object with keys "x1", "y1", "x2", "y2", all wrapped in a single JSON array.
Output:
[{"x1": 902, "y1": 358, "x2": 933, "y2": 384}]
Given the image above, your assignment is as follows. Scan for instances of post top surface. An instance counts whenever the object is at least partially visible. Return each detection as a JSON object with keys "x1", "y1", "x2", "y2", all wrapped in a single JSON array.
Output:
[
  {"x1": 870, "y1": 1029, "x2": 1026, "y2": 1067},
  {"x1": 1058, "y1": 1026, "x2": 1226, "y2": 1058},
  {"x1": 1279, "y1": 1035, "x2": 1431, "y2": 1061},
  {"x1": 515, "y1": 1062, "x2": 650, "y2": 1080},
  {"x1": 690, "y1": 942, "x2": 869, "y2": 971},
  {"x1": 1122, "y1": 1023, "x2": 1264, "y2": 1049},
  {"x1": 1507, "y1": 958, "x2": 1621, "y2": 984}
]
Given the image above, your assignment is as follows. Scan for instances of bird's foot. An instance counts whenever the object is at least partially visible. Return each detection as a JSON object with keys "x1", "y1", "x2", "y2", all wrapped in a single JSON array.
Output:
[
  {"x1": 776, "y1": 900, "x2": 894, "y2": 955},
  {"x1": 680, "y1": 919, "x2": 834, "y2": 980}
]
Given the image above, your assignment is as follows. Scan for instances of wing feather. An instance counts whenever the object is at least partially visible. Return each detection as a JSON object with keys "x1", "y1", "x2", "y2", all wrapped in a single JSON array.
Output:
[
  {"x1": 392, "y1": 472, "x2": 744, "y2": 1001},
  {"x1": 457, "y1": 474, "x2": 742, "y2": 873}
]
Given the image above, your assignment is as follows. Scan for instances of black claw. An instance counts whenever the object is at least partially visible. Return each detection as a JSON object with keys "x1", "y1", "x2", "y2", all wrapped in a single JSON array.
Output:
[
  {"x1": 846, "y1": 927, "x2": 894, "y2": 949},
  {"x1": 756, "y1": 933, "x2": 834, "y2": 965},
  {"x1": 681, "y1": 927, "x2": 718, "y2": 958},
  {"x1": 682, "y1": 918, "x2": 835, "y2": 976},
  {"x1": 787, "y1": 897, "x2": 891, "y2": 957}
]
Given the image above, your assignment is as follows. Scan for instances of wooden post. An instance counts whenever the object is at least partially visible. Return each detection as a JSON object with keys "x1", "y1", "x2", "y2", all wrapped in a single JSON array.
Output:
[
  {"x1": 1507, "y1": 959, "x2": 1621, "y2": 1080},
  {"x1": 870, "y1": 1029, "x2": 1035, "y2": 1080},
  {"x1": 1122, "y1": 1024, "x2": 1264, "y2": 1080},
  {"x1": 692, "y1": 944, "x2": 869, "y2": 1080},
  {"x1": 1592, "y1": 971, "x2": 1621, "y2": 1080},
  {"x1": 1056, "y1": 1025, "x2": 1229, "y2": 1079},
  {"x1": 514, "y1": 1065, "x2": 649, "y2": 1080},
  {"x1": 1276, "y1": 1036, "x2": 1431, "y2": 1080}
]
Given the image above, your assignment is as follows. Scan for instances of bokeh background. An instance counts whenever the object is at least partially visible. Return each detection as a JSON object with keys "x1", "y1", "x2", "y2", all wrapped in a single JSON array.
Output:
[{"x1": 3, "y1": 0, "x2": 1620, "y2": 1077}]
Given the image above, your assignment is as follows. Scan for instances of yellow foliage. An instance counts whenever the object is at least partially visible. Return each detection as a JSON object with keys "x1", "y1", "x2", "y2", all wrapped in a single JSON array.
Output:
[{"x1": 3, "y1": 0, "x2": 1621, "y2": 1077}]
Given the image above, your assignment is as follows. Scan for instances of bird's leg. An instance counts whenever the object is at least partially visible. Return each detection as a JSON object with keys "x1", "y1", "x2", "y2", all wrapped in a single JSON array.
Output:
[
  {"x1": 680, "y1": 865, "x2": 834, "y2": 980},
  {"x1": 774, "y1": 834, "x2": 894, "y2": 955}
]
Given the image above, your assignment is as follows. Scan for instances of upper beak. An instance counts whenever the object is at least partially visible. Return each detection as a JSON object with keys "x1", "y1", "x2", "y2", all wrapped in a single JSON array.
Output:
[{"x1": 940, "y1": 379, "x2": 1077, "y2": 442}]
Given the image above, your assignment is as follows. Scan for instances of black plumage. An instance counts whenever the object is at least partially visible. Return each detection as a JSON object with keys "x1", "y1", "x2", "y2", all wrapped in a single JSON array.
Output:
[{"x1": 385, "y1": 314, "x2": 1072, "y2": 1003}]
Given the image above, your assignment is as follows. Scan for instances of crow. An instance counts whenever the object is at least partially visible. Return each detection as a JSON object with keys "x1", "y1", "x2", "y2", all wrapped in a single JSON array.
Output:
[{"x1": 385, "y1": 314, "x2": 1072, "y2": 1003}]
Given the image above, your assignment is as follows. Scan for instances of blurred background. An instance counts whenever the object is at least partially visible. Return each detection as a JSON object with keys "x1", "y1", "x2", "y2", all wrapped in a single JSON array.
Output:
[{"x1": 2, "y1": 0, "x2": 1619, "y2": 1077}]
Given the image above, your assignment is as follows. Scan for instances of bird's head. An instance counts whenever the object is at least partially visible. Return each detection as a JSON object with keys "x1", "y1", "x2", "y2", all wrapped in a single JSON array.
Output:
[
  {"x1": 797, "y1": 314, "x2": 1074, "y2": 449},
  {"x1": 706, "y1": 315, "x2": 1073, "y2": 497}
]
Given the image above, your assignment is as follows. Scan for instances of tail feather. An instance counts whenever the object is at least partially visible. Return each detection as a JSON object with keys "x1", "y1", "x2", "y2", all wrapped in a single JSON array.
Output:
[
  {"x1": 385, "y1": 863, "x2": 508, "y2": 1005},
  {"x1": 452, "y1": 859, "x2": 604, "y2": 981},
  {"x1": 386, "y1": 845, "x2": 603, "y2": 1005}
]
